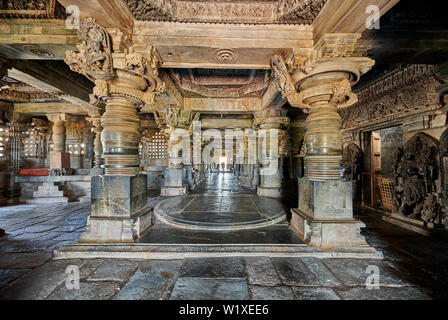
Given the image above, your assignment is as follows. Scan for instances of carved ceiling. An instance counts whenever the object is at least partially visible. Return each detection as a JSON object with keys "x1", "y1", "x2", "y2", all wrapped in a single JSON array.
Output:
[
  {"x1": 123, "y1": 0, "x2": 327, "y2": 24},
  {"x1": 168, "y1": 68, "x2": 271, "y2": 98},
  {"x1": 0, "y1": 77, "x2": 61, "y2": 102},
  {"x1": 0, "y1": 0, "x2": 67, "y2": 19}
]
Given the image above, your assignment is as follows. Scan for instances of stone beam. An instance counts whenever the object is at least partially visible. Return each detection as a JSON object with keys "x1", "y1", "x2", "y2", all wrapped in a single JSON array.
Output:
[
  {"x1": 133, "y1": 22, "x2": 312, "y2": 69},
  {"x1": 313, "y1": 0, "x2": 399, "y2": 43},
  {"x1": 200, "y1": 118, "x2": 253, "y2": 129},
  {"x1": 14, "y1": 102, "x2": 88, "y2": 116},
  {"x1": 7, "y1": 60, "x2": 99, "y2": 115},
  {"x1": 0, "y1": 20, "x2": 77, "y2": 60},
  {"x1": 58, "y1": 0, "x2": 134, "y2": 33},
  {"x1": 184, "y1": 98, "x2": 262, "y2": 114}
]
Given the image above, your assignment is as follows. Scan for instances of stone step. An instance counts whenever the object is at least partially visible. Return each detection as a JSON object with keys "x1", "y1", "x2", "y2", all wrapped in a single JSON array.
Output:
[
  {"x1": 26, "y1": 197, "x2": 69, "y2": 204},
  {"x1": 37, "y1": 185, "x2": 61, "y2": 192},
  {"x1": 54, "y1": 243, "x2": 383, "y2": 260},
  {"x1": 33, "y1": 190, "x2": 64, "y2": 198}
]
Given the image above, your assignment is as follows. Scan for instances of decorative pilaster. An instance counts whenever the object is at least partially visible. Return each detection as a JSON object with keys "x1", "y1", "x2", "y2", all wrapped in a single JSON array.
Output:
[
  {"x1": 271, "y1": 34, "x2": 380, "y2": 254},
  {"x1": 64, "y1": 18, "x2": 166, "y2": 242}
]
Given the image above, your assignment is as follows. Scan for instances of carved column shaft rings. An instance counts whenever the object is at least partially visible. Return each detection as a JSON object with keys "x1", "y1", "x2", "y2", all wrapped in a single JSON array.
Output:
[
  {"x1": 52, "y1": 120, "x2": 66, "y2": 152},
  {"x1": 101, "y1": 96, "x2": 141, "y2": 175}
]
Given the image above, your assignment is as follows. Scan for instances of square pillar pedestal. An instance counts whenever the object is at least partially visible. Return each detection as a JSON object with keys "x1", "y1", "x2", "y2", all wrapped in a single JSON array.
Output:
[
  {"x1": 50, "y1": 151, "x2": 70, "y2": 169},
  {"x1": 291, "y1": 177, "x2": 380, "y2": 254},
  {"x1": 161, "y1": 168, "x2": 187, "y2": 196},
  {"x1": 79, "y1": 174, "x2": 152, "y2": 243},
  {"x1": 257, "y1": 169, "x2": 282, "y2": 198}
]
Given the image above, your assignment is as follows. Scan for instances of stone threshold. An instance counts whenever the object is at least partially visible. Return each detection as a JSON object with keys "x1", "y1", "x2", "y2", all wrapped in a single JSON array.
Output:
[
  {"x1": 53, "y1": 243, "x2": 383, "y2": 260},
  {"x1": 362, "y1": 205, "x2": 447, "y2": 237}
]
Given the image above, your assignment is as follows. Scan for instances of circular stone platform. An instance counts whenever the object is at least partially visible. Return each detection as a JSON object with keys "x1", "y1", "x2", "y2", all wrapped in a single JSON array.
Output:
[{"x1": 155, "y1": 194, "x2": 287, "y2": 231}]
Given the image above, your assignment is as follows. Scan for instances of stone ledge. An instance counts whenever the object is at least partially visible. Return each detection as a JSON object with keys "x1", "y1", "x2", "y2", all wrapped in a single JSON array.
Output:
[
  {"x1": 53, "y1": 243, "x2": 383, "y2": 260},
  {"x1": 363, "y1": 206, "x2": 447, "y2": 237},
  {"x1": 16, "y1": 175, "x2": 91, "y2": 183}
]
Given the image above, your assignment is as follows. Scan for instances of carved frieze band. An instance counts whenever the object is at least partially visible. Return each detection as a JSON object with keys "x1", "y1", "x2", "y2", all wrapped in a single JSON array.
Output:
[
  {"x1": 123, "y1": 0, "x2": 327, "y2": 25},
  {"x1": 341, "y1": 66, "x2": 442, "y2": 131}
]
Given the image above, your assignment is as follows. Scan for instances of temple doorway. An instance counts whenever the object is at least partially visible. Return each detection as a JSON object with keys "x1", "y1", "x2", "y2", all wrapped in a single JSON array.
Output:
[{"x1": 361, "y1": 126, "x2": 404, "y2": 210}]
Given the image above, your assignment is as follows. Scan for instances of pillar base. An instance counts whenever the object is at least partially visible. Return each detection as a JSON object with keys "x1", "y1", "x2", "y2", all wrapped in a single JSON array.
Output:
[
  {"x1": 257, "y1": 186, "x2": 281, "y2": 198},
  {"x1": 50, "y1": 151, "x2": 70, "y2": 169},
  {"x1": 79, "y1": 174, "x2": 152, "y2": 243},
  {"x1": 161, "y1": 186, "x2": 187, "y2": 197},
  {"x1": 161, "y1": 168, "x2": 187, "y2": 196},
  {"x1": 290, "y1": 177, "x2": 378, "y2": 252}
]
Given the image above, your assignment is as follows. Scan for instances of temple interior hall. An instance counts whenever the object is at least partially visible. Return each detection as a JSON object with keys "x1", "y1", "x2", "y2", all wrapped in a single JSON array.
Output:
[{"x1": 0, "y1": 0, "x2": 448, "y2": 301}]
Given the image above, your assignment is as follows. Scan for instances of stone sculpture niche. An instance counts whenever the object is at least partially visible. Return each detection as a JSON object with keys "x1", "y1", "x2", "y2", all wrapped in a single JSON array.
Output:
[
  {"x1": 439, "y1": 128, "x2": 448, "y2": 222},
  {"x1": 392, "y1": 132, "x2": 444, "y2": 224}
]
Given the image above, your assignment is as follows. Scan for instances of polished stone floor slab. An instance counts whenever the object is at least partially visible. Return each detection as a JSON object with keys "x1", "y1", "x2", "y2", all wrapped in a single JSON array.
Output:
[
  {"x1": 0, "y1": 173, "x2": 447, "y2": 299},
  {"x1": 155, "y1": 194, "x2": 286, "y2": 231}
]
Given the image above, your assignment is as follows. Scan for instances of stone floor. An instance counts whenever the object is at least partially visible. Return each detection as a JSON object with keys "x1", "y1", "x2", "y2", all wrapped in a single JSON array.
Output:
[{"x1": 0, "y1": 173, "x2": 447, "y2": 300}]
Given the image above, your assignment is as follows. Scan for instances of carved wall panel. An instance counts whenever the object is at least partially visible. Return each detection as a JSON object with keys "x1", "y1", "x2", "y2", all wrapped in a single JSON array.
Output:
[
  {"x1": 341, "y1": 66, "x2": 441, "y2": 131},
  {"x1": 392, "y1": 132, "x2": 444, "y2": 224}
]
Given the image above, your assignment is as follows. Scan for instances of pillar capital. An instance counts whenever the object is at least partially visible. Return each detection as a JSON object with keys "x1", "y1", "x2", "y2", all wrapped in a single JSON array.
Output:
[
  {"x1": 64, "y1": 18, "x2": 169, "y2": 175},
  {"x1": 271, "y1": 33, "x2": 374, "y2": 181},
  {"x1": 46, "y1": 113, "x2": 69, "y2": 124},
  {"x1": 65, "y1": 18, "x2": 166, "y2": 108},
  {"x1": 253, "y1": 108, "x2": 290, "y2": 130}
]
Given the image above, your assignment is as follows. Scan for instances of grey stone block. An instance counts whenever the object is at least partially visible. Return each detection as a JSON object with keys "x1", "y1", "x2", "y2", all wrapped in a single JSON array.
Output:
[
  {"x1": 181, "y1": 257, "x2": 246, "y2": 278},
  {"x1": 250, "y1": 285, "x2": 295, "y2": 300},
  {"x1": 170, "y1": 278, "x2": 249, "y2": 300}
]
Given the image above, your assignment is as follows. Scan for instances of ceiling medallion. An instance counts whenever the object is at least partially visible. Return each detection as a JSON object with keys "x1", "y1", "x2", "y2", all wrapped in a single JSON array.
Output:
[
  {"x1": 22, "y1": 45, "x2": 55, "y2": 58},
  {"x1": 212, "y1": 48, "x2": 239, "y2": 63}
]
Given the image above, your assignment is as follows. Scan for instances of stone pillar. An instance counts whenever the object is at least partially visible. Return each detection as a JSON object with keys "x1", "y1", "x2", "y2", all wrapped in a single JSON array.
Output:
[
  {"x1": 86, "y1": 116, "x2": 103, "y2": 175},
  {"x1": 160, "y1": 107, "x2": 194, "y2": 196},
  {"x1": 47, "y1": 113, "x2": 70, "y2": 169},
  {"x1": 255, "y1": 111, "x2": 290, "y2": 198},
  {"x1": 270, "y1": 34, "x2": 379, "y2": 254},
  {"x1": 161, "y1": 128, "x2": 187, "y2": 196},
  {"x1": 65, "y1": 18, "x2": 165, "y2": 242}
]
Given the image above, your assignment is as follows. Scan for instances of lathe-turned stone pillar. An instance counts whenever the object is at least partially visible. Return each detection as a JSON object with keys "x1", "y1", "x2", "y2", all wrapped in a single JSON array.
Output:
[
  {"x1": 47, "y1": 113, "x2": 70, "y2": 169},
  {"x1": 255, "y1": 110, "x2": 290, "y2": 198},
  {"x1": 86, "y1": 116, "x2": 103, "y2": 175},
  {"x1": 160, "y1": 107, "x2": 194, "y2": 196},
  {"x1": 65, "y1": 18, "x2": 165, "y2": 242},
  {"x1": 271, "y1": 33, "x2": 380, "y2": 254}
]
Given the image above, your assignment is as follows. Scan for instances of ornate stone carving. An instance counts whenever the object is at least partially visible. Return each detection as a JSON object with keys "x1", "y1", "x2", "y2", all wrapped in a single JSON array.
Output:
[
  {"x1": 65, "y1": 18, "x2": 113, "y2": 81},
  {"x1": 341, "y1": 72, "x2": 442, "y2": 130},
  {"x1": 212, "y1": 49, "x2": 239, "y2": 63},
  {"x1": 271, "y1": 55, "x2": 304, "y2": 109},
  {"x1": 123, "y1": 0, "x2": 327, "y2": 25},
  {"x1": 342, "y1": 143, "x2": 362, "y2": 181},
  {"x1": 65, "y1": 19, "x2": 167, "y2": 175},
  {"x1": 22, "y1": 45, "x2": 55, "y2": 58},
  {"x1": 0, "y1": 0, "x2": 66, "y2": 19},
  {"x1": 392, "y1": 133, "x2": 442, "y2": 223}
]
